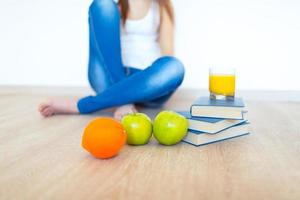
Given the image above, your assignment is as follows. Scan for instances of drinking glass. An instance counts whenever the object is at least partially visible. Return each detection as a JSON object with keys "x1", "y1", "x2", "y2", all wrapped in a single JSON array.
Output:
[{"x1": 209, "y1": 68, "x2": 236, "y2": 100}]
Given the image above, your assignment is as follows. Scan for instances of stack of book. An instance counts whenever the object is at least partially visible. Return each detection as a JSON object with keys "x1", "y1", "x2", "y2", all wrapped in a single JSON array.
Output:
[{"x1": 180, "y1": 97, "x2": 250, "y2": 146}]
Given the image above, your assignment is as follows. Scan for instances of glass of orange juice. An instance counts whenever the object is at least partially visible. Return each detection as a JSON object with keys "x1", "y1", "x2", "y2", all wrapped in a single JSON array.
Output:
[{"x1": 209, "y1": 68, "x2": 236, "y2": 100}]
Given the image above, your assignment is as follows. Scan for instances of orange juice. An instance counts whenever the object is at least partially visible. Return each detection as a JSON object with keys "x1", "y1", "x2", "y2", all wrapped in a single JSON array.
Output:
[{"x1": 209, "y1": 74, "x2": 235, "y2": 96}]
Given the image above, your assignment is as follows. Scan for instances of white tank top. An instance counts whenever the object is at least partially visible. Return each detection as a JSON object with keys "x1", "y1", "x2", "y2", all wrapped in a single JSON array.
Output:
[{"x1": 121, "y1": 0, "x2": 161, "y2": 69}]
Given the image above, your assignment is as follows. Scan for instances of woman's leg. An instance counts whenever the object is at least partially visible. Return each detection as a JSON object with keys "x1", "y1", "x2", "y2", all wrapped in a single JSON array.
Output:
[
  {"x1": 88, "y1": 0, "x2": 138, "y2": 120},
  {"x1": 126, "y1": 67, "x2": 175, "y2": 108},
  {"x1": 39, "y1": 0, "x2": 129, "y2": 117},
  {"x1": 78, "y1": 56, "x2": 185, "y2": 114},
  {"x1": 88, "y1": 0, "x2": 126, "y2": 93}
]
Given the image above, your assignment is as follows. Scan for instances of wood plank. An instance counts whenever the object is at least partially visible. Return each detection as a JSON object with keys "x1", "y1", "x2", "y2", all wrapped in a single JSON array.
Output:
[{"x1": 0, "y1": 88, "x2": 299, "y2": 200}]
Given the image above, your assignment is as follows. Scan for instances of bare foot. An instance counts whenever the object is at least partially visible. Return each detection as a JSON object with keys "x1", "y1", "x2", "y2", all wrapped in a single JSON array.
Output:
[
  {"x1": 114, "y1": 104, "x2": 137, "y2": 121},
  {"x1": 38, "y1": 98, "x2": 79, "y2": 117}
]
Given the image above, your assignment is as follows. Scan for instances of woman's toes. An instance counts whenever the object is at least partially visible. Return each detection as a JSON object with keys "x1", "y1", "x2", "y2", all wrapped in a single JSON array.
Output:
[
  {"x1": 113, "y1": 110, "x2": 123, "y2": 121},
  {"x1": 38, "y1": 103, "x2": 49, "y2": 112},
  {"x1": 114, "y1": 114, "x2": 122, "y2": 121},
  {"x1": 39, "y1": 106, "x2": 48, "y2": 116},
  {"x1": 131, "y1": 106, "x2": 137, "y2": 113},
  {"x1": 113, "y1": 104, "x2": 138, "y2": 121},
  {"x1": 41, "y1": 108, "x2": 49, "y2": 117},
  {"x1": 41, "y1": 107, "x2": 53, "y2": 117}
]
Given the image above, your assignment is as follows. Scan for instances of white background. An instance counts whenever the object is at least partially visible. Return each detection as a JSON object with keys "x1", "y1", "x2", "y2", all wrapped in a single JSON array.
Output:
[{"x1": 0, "y1": 0, "x2": 300, "y2": 90}]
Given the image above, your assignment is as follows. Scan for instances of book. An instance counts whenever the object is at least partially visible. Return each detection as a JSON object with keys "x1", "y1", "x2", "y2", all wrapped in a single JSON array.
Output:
[
  {"x1": 178, "y1": 111, "x2": 247, "y2": 134},
  {"x1": 182, "y1": 122, "x2": 250, "y2": 146},
  {"x1": 190, "y1": 96, "x2": 245, "y2": 119}
]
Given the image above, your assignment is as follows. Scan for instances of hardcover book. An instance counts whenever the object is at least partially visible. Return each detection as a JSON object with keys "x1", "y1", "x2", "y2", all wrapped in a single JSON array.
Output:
[
  {"x1": 190, "y1": 97, "x2": 245, "y2": 119},
  {"x1": 178, "y1": 111, "x2": 247, "y2": 134},
  {"x1": 182, "y1": 122, "x2": 250, "y2": 146}
]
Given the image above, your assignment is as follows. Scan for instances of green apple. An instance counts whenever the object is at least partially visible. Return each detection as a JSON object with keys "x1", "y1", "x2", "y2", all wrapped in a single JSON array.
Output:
[
  {"x1": 153, "y1": 111, "x2": 188, "y2": 145},
  {"x1": 121, "y1": 113, "x2": 152, "y2": 145}
]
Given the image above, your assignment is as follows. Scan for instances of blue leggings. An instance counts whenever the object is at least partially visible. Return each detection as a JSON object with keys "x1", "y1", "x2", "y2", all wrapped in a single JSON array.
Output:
[{"x1": 77, "y1": 0, "x2": 185, "y2": 114}]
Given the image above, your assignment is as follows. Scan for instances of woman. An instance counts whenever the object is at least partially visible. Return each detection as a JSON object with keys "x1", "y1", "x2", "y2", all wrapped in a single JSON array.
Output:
[{"x1": 39, "y1": 0, "x2": 185, "y2": 120}]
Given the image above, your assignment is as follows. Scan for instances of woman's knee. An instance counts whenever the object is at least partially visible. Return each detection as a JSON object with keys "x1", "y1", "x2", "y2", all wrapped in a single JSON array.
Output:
[
  {"x1": 89, "y1": 0, "x2": 118, "y2": 16},
  {"x1": 153, "y1": 56, "x2": 185, "y2": 86}
]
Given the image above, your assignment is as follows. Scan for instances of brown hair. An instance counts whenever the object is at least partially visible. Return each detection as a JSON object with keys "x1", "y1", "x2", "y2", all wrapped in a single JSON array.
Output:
[{"x1": 118, "y1": 0, "x2": 174, "y2": 25}]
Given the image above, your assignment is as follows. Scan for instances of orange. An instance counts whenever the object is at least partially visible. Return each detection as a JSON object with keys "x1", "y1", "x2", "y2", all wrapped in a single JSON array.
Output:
[{"x1": 82, "y1": 117, "x2": 127, "y2": 159}]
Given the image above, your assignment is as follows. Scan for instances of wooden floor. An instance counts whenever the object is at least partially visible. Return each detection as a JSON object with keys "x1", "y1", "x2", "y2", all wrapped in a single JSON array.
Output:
[{"x1": 0, "y1": 87, "x2": 300, "y2": 200}]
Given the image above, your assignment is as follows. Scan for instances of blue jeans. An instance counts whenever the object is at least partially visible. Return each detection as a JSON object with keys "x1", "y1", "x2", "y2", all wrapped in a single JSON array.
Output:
[{"x1": 77, "y1": 0, "x2": 185, "y2": 114}]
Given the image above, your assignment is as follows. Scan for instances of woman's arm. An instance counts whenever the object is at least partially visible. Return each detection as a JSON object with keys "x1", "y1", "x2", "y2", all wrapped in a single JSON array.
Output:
[{"x1": 158, "y1": 5, "x2": 174, "y2": 56}]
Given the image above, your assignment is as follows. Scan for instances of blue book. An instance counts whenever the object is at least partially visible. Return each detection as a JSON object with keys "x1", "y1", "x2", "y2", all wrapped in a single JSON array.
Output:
[
  {"x1": 178, "y1": 111, "x2": 247, "y2": 134},
  {"x1": 182, "y1": 122, "x2": 250, "y2": 146},
  {"x1": 190, "y1": 97, "x2": 246, "y2": 120}
]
